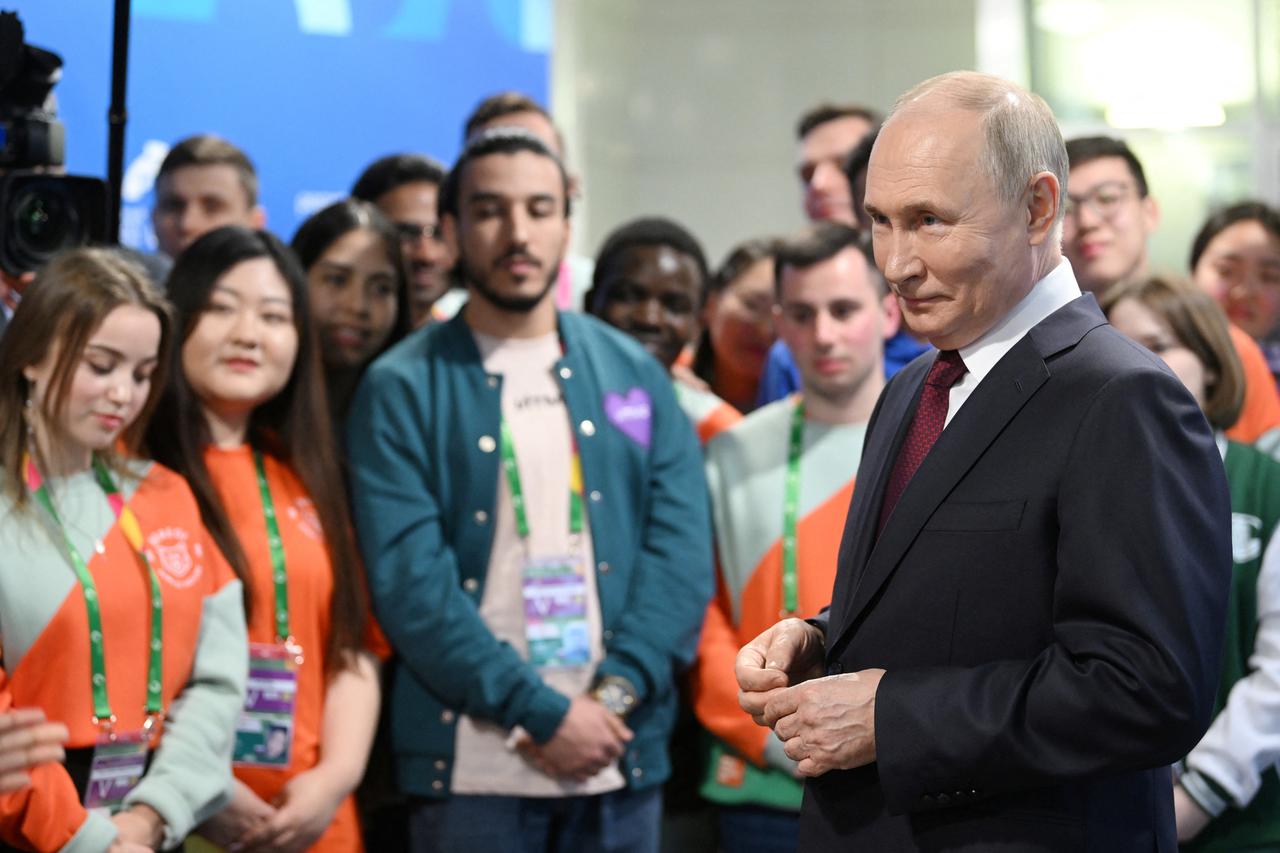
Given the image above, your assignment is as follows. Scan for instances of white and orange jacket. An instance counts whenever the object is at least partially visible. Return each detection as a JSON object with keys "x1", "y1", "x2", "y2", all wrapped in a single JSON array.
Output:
[{"x1": 0, "y1": 460, "x2": 246, "y2": 852}]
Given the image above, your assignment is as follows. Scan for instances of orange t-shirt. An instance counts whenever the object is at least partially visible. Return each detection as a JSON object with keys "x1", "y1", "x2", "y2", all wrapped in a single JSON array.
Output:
[
  {"x1": 206, "y1": 446, "x2": 381, "y2": 853},
  {"x1": 1226, "y1": 324, "x2": 1280, "y2": 444}
]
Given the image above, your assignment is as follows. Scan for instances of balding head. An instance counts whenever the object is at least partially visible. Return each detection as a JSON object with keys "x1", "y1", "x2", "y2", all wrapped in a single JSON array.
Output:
[
  {"x1": 864, "y1": 72, "x2": 1066, "y2": 349},
  {"x1": 888, "y1": 71, "x2": 1068, "y2": 230}
]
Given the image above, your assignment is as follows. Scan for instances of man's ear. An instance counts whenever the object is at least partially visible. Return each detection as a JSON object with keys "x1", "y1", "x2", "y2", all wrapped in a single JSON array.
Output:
[
  {"x1": 881, "y1": 291, "x2": 902, "y2": 340},
  {"x1": 1026, "y1": 171, "x2": 1060, "y2": 247},
  {"x1": 1142, "y1": 194, "x2": 1161, "y2": 236},
  {"x1": 250, "y1": 205, "x2": 267, "y2": 230},
  {"x1": 441, "y1": 213, "x2": 459, "y2": 257}
]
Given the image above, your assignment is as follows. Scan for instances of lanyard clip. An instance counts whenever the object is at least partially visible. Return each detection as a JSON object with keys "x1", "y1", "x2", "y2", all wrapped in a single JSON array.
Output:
[
  {"x1": 92, "y1": 714, "x2": 118, "y2": 739},
  {"x1": 142, "y1": 712, "x2": 163, "y2": 744},
  {"x1": 284, "y1": 635, "x2": 305, "y2": 666}
]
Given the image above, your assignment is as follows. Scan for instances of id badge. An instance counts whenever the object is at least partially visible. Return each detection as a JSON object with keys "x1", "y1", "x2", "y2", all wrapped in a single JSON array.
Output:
[
  {"x1": 232, "y1": 642, "x2": 299, "y2": 767},
  {"x1": 523, "y1": 554, "x2": 590, "y2": 669},
  {"x1": 84, "y1": 731, "x2": 148, "y2": 814}
]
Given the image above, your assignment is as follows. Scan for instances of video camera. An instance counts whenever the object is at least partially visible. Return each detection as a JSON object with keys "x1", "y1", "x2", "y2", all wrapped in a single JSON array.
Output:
[{"x1": 0, "y1": 10, "x2": 109, "y2": 277}]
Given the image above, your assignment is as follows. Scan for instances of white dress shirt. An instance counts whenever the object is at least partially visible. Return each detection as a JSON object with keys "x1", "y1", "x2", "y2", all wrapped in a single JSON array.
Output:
[{"x1": 946, "y1": 259, "x2": 1083, "y2": 426}]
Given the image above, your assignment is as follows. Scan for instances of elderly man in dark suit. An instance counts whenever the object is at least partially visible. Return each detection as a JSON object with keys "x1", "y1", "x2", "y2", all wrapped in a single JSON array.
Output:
[{"x1": 735, "y1": 71, "x2": 1231, "y2": 851}]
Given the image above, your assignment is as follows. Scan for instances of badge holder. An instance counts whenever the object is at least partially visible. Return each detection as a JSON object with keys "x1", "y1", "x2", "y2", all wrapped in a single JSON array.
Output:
[
  {"x1": 234, "y1": 452, "x2": 303, "y2": 768},
  {"x1": 232, "y1": 639, "x2": 301, "y2": 768},
  {"x1": 523, "y1": 550, "x2": 591, "y2": 670},
  {"x1": 502, "y1": 419, "x2": 594, "y2": 671},
  {"x1": 84, "y1": 714, "x2": 158, "y2": 815}
]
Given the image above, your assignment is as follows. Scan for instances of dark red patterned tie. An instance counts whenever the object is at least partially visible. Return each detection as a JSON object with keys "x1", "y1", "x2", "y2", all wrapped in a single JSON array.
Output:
[{"x1": 878, "y1": 350, "x2": 967, "y2": 534}]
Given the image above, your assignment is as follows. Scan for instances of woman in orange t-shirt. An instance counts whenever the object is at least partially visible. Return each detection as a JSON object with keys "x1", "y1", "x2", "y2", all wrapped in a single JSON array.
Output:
[{"x1": 148, "y1": 227, "x2": 381, "y2": 852}]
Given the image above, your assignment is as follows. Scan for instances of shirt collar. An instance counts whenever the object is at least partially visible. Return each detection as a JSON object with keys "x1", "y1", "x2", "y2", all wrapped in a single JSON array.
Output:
[{"x1": 957, "y1": 258, "x2": 1082, "y2": 386}]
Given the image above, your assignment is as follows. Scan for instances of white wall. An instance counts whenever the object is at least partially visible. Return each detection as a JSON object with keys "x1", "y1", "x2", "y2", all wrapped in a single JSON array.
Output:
[{"x1": 553, "y1": 0, "x2": 978, "y2": 265}]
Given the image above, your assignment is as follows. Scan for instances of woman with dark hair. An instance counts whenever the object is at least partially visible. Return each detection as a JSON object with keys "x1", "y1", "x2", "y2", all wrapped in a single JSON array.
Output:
[
  {"x1": 1103, "y1": 276, "x2": 1280, "y2": 850},
  {"x1": 0, "y1": 247, "x2": 246, "y2": 851},
  {"x1": 148, "y1": 227, "x2": 381, "y2": 852},
  {"x1": 690, "y1": 238, "x2": 778, "y2": 413},
  {"x1": 1191, "y1": 201, "x2": 1280, "y2": 379},
  {"x1": 291, "y1": 199, "x2": 412, "y2": 422}
]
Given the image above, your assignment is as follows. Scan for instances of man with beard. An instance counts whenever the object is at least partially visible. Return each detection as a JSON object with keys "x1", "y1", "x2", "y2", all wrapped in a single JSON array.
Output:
[
  {"x1": 346, "y1": 129, "x2": 713, "y2": 852},
  {"x1": 352, "y1": 153, "x2": 454, "y2": 327}
]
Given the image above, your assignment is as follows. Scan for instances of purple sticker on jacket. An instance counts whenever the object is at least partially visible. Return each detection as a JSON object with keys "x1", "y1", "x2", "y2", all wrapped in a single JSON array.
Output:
[{"x1": 605, "y1": 388, "x2": 652, "y2": 448}]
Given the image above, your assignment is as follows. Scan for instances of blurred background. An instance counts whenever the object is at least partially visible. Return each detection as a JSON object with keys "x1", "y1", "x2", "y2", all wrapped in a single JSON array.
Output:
[{"x1": 11, "y1": 0, "x2": 1280, "y2": 271}]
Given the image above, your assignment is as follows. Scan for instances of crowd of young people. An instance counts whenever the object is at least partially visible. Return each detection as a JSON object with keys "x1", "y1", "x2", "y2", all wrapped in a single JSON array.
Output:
[{"x1": 0, "y1": 86, "x2": 1279, "y2": 853}]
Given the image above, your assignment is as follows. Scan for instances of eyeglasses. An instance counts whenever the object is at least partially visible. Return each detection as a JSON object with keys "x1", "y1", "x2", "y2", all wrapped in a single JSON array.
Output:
[
  {"x1": 394, "y1": 221, "x2": 443, "y2": 244},
  {"x1": 1063, "y1": 181, "x2": 1137, "y2": 224}
]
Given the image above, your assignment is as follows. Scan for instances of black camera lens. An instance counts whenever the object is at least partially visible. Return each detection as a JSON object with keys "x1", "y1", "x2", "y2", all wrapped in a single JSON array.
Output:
[
  {"x1": 13, "y1": 184, "x2": 80, "y2": 257},
  {"x1": 1, "y1": 172, "x2": 109, "y2": 276}
]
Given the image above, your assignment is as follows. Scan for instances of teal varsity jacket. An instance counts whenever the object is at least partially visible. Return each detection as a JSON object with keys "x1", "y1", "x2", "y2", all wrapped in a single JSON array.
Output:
[{"x1": 346, "y1": 310, "x2": 713, "y2": 798}]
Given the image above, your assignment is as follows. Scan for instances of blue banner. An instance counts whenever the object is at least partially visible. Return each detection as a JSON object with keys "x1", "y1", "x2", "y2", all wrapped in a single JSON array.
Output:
[{"x1": 7, "y1": 0, "x2": 550, "y2": 249}]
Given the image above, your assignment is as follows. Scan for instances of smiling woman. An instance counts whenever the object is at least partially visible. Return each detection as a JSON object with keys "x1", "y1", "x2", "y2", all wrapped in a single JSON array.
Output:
[
  {"x1": 147, "y1": 227, "x2": 384, "y2": 853},
  {"x1": 292, "y1": 199, "x2": 412, "y2": 423}
]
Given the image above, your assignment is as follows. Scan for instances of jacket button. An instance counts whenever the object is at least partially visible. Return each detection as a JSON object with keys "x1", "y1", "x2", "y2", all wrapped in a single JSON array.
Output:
[
  {"x1": 440, "y1": 710, "x2": 455, "y2": 723},
  {"x1": 598, "y1": 561, "x2": 610, "y2": 573},
  {"x1": 486, "y1": 376, "x2": 499, "y2": 389},
  {"x1": 827, "y1": 662, "x2": 843, "y2": 675},
  {"x1": 474, "y1": 510, "x2": 488, "y2": 524},
  {"x1": 631, "y1": 767, "x2": 643, "y2": 779},
  {"x1": 463, "y1": 578, "x2": 479, "y2": 593},
  {"x1": 478, "y1": 435, "x2": 496, "y2": 453},
  {"x1": 432, "y1": 780, "x2": 444, "y2": 791},
  {"x1": 603, "y1": 630, "x2": 614, "y2": 641},
  {"x1": 435, "y1": 760, "x2": 447, "y2": 771},
  {"x1": 560, "y1": 366, "x2": 573, "y2": 379},
  {"x1": 580, "y1": 420, "x2": 596, "y2": 436},
  {"x1": 589, "y1": 490, "x2": 602, "y2": 503}
]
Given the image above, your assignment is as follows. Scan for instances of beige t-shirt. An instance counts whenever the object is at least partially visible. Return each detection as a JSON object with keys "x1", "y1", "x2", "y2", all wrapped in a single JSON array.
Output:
[{"x1": 451, "y1": 330, "x2": 623, "y2": 797}]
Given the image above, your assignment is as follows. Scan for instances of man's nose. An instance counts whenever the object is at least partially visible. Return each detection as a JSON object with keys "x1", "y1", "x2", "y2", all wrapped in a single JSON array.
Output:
[
  {"x1": 634, "y1": 297, "x2": 663, "y2": 328},
  {"x1": 880, "y1": 232, "x2": 923, "y2": 286},
  {"x1": 507, "y1": 209, "x2": 531, "y2": 245},
  {"x1": 813, "y1": 309, "x2": 839, "y2": 346},
  {"x1": 810, "y1": 161, "x2": 843, "y2": 192},
  {"x1": 179, "y1": 205, "x2": 205, "y2": 237}
]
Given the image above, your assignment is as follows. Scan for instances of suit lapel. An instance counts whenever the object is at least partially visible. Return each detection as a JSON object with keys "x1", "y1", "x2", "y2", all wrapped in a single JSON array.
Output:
[
  {"x1": 829, "y1": 295, "x2": 1107, "y2": 653},
  {"x1": 827, "y1": 358, "x2": 928, "y2": 629}
]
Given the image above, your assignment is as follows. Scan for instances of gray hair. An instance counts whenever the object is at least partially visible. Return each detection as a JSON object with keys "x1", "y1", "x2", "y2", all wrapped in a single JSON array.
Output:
[{"x1": 889, "y1": 71, "x2": 1068, "y2": 228}]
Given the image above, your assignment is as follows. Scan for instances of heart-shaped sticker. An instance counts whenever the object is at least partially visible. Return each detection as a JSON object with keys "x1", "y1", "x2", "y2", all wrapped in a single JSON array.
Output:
[{"x1": 604, "y1": 387, "x2": 652, "y2": 448}]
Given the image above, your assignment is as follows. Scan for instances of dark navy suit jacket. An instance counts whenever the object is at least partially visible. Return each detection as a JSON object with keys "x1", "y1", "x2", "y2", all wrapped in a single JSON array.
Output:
[{"x1": 800, "y1": 296, "x2": 1232, "y2": 852}]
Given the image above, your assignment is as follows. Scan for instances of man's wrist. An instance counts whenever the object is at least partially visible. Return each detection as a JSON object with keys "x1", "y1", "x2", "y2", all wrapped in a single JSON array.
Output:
[{"x1": 590, "y1": 675, "x2": 638, "y2": 718}]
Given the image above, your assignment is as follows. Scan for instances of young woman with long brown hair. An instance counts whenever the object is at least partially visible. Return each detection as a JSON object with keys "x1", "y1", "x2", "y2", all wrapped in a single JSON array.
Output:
[{"x1": 0, "y1": 247, "x2": 246, "y2": 852}]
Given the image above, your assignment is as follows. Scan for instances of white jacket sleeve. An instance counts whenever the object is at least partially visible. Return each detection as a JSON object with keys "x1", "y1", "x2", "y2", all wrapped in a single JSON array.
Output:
[
  {"x1": 1185, "y1": 529, "x2": 1280, "y2": 812},
  {"x1": 123, "y1": 581, "x2": 248, "y2": 845}
]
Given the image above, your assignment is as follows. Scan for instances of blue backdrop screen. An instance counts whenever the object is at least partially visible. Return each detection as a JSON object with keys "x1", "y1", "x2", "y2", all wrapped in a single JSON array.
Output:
[{"x1": 7, "y1": 0, "x2": 551, "y2": 249}]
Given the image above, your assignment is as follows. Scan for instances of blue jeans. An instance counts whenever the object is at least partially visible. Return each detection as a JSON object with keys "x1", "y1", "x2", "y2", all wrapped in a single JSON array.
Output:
[
  {"x1": 717, "y1": 804, "x2": 799, "y2": 853},
  {"x1": 408, "y1": 787, "x2": 662, "y2": 853}
]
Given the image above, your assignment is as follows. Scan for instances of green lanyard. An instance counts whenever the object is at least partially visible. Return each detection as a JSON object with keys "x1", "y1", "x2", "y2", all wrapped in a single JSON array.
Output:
[
  {"x1": 28, "y1": 456, "x2": 164, "y2": 729},
  {"x1": 781, "y1": 398, "x2": 806, "y2": 616},
  {"x1": 498, "y1": 419, "x2": 585, "y2": 541},
  {"x1": 252, "y1": 450, "x2": 293, "y2": 646}
]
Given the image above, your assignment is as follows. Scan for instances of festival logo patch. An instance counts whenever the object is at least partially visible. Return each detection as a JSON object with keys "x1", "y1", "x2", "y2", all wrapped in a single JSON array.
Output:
[
  {"x1": 146, "y1": 527, "x2": 203, "y2": 588},
  {"x1": 286, "y1": 497, "x2": 323, "y2": 541}
]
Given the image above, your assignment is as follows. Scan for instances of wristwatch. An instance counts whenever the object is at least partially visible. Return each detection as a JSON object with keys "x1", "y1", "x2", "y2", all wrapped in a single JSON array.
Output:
[{"x1": 591, "y1": 675, "x2": 638, "y2": 719}]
